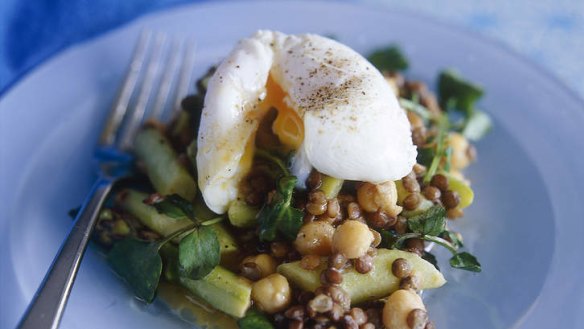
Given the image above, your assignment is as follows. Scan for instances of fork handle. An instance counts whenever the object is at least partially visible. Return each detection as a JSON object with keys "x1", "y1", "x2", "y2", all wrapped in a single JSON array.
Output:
[{"x1": 17, "y1": 176, "x2": 115, "y2": 329}]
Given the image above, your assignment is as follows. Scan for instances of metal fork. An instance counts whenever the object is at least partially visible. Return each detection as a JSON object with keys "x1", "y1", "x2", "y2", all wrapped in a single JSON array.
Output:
[{"x1": 17, "y1": 31, "x2": 197, "y2": 329}]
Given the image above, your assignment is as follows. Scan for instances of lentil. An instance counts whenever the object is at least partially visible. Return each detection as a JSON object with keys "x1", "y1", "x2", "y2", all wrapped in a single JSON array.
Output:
[
  {"x1": 405, "y1": 238, "x2": 425, "y2": 256},
  {"x1": 392, "y1": 258, "x2": 412, "y2": 279},
  {"x1": 365, "y1": 308, "x2": 383, "y2": 328},
  {"x1": 288, "y1": 320, "x2": 303, "y2": 329},
  {"x1": 403, "y1": 193, "x2": 421, "y2": 211},
  {"x1": 329, "y1": 303, "x2": 345, "y2": 322},
  {"x1": 307, "y1": 190, "x2": 328, "y2": 215},
  {"x1": 354, "y1": 255, "x2": 373, "y2": 274},
  {"x1": 370, "y1": 230, "x2": 382, "y2": 248},
  {"x1": 325, "y1": 267, "x2": 343, "y2": 285},
  {"x1": 412, "y1": 164, "x2": 426, "y2": 176},
  {"x1": 411, "y1": 127, "x2": 427, "y2": 146},
  {"x1": 328, "y1": 253, "x2": 348, "y2": 270},
  {"x1": 402, "y1": 174, "x2": 420, "y2": 193},
  {"x1": 309, "y1": 294, "x2": 334, "y2": 314},
  {"x1": 442, "y1": 190, "x2": 461, "y2": 209},
  {"x1": 347, "y1": 202, "x2": 362, "y2": 220},
  {"x1": 271, "y1": 242, "x2": 290, "y2": 258},
  {"x1": 349, "y1": 308, "x2": 368, "y2": 325},
  {"x1": 422, "y1": 186, "x2": 441, "y2": 202},
  {"x1": 342, "y1": 315, "x2": 359, "y2": 329},
  {"x1": 430, "y1": 174, "x2": 449, "y2": 192},
  {"x1": 326, "y1": 199, "x2": 341, "y2": 218},
  {"x1": 366, "y1": 210, "x2": 395, "y2": 229},
  {"x1": 325, "y1": 286, "x2": 351, "y2": 310},
  {"x1": 240, "y1": 262, "x2": 262, "y2": 281},
  {"x1": 307, "y1": 170, "x2": 323, "y2": 190},
  {"x1": 394, "y1": 216, "x2": 408, "y2": 234},
  {"x1": 285, "y1": 305, "x2": 306, "y2": 321}
]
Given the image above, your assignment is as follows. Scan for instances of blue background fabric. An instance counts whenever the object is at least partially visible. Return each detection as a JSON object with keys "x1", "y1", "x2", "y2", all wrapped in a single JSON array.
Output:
[{"x1": 0, "y1": 0, "x2": 583, "y2": 97}]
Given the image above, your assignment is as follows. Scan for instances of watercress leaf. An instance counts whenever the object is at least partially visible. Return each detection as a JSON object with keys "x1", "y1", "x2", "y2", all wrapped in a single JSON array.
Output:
[
  {"x1": 151, "y1": 194, "x2": 194, "y2": 220},
  {"x1": 450, "y1": 252, "x2": 482, "y2": 272},
  {"x1": 416, "y1": 147, "x2": 435, "y2": 167},
  {"x1": 440, "y1": 230, "x2": 464, "y2": 249},
  {"x1": 438, "y1": 70, "x2": 484, "y2": 117},
  {"x1": 178, "y1": 226, "x2": 220, "y2": 280},
  {"x1": 422, "y1": 251, "x2": 440, "y2": 271},
  {"x1": 277, "y1": 207, "x2": 304, "y2": 241},
  {"x1": 462, "y1": 109, "x2": 492, "y2": 141},
  {"x1": 379, "y1": 229, "x2": 399, "y2": 249},
  {"x1": 367, "y1": 45, "x2": 409, "y2": 72},
  {"x1": 258, "y1": 176, "x2": 303, "y2": 242},
  {"x1": 107, "y1": 238, "x2": 162, "y2": 303},
  {"x1": 238, "y1": 309, "x2": 275, "y2": 329},
  {"x1": 407, "y1": 205, "x2": 447, "y2": 236},
  {"x1": 255, "y1": 149, "x2": 290, "y2": 177}
]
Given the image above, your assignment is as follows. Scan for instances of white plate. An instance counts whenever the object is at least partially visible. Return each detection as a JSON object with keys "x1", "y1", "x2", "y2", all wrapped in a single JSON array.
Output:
[{"x1": 1, "y1": 1, "x2": 583, "y2": 328}]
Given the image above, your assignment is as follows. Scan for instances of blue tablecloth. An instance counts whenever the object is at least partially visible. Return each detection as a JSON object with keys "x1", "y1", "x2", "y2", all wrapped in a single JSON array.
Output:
[{"x1": 1, "y1": 0, "x2": 583, "y2": 98}]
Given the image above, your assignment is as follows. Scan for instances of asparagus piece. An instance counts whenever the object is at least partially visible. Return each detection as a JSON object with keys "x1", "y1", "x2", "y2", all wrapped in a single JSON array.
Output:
[
  {"x1": 134, "y1": 127, "x2": 197, "y2": 200},
  {"x1": 227, "y1": 200, "x2": 259, "y2": 228},
  {"x1": 278, "y1": 249, "x2": 445, "y2": 305},
  {"x1": 119, "y1": 189, "x2": 240, "y2": 266}
]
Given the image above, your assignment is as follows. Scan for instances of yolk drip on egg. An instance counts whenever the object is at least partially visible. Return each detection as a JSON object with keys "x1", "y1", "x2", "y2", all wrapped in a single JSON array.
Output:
[{"x1": 262, "y1": 75, "x2": 304, "y2": 151}]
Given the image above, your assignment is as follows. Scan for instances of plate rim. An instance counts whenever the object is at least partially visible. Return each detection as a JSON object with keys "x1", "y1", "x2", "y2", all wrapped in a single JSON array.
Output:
[{"x1": 1, "y1": 1, "x2": 583, "y2": 328}]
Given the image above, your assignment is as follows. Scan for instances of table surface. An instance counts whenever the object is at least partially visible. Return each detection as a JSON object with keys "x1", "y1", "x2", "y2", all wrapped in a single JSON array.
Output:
[{"x1": 0, "y1": 0, "x2": 582, "y2": 97}]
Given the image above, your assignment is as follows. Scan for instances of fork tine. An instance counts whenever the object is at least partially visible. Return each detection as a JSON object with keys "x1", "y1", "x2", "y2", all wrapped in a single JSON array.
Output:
[
  {"x1": 149, "y1": 38, "x2": 181, "y2": 121},
  {"x1": 169, "y1": 38, "x2": 197, "y2": 118},
  {"x1": 99, "y1": 31, "x2": 152, "y2": 146},
  {"x1": 118, "y1": 32, "x2": 168, "y2": 150}
]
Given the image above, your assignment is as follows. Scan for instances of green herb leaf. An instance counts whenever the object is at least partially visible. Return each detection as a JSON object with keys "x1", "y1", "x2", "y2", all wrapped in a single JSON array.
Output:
[
  {"x1": 238, "y1": 309, "x2": 275, "y2": 329},
  {"x1": 438, "y1": 70, "x2": 484, "y2": 117},
  {"x1": 367, "y1": 45, "x2": 409, "y2": 72},
  {"x1": 422, "y1": 251, "x2": 440, "y2": 271},
  {"x1": 178, "y1": 226, "x2": 221, "y2": 280},
  {"x1": 416, "y1": 147, "x2": 435, "y2": 167},
  {"x1": 107, "y1": 238, "x2": 163, "y2": 303},
  {"x1": 462, "y1": 109, "x2": 492, "y2": 141},
  {"x1": 255, "y1": 148, "x2": 290, "y2": 177},
  {"x1": 258, "y1": 175, "x2": 303, "y2": 242},
  {"x1": 450, "y1": 252, "x2": 482, "y2": 272},
  {"x1": 423, "y1": 115, "x2": 450, "y2": 183},
  {"x1": 407, "y1": 205, "x2": 447, "y2": 236},
  {"x1": 151, "y1": 194, "x2": 194, "y2": 220},
  {"x1": 440, "y1": 230, "x2": 464, "y2": 249},
  {"x1": 399, "y1": 98, "x2": 432, "y2": 122}
]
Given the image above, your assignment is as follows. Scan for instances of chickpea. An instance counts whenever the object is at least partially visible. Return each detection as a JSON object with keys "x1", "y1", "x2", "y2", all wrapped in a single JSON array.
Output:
[
  {"x1": 448, "y1": 132, "x2": 471, "y2": 170},
  {"x1": 357, "y1": 181, "x2": 403, "y2": 217},
  {"x1": 383, "y1": 289, "x2": 426, "y2": 329},
  {"x1": 332, "y1": 220, "x2": 374, "y2": 259},
  {"x1": 242, "y1": 254, "x2": 277, "y2": 279},
  {"x1": 294, "y1": 221, "x2": 335, "y2": 256},
  {"x1": 251, "y1": 273, "x2": 291, "y2": 314}
]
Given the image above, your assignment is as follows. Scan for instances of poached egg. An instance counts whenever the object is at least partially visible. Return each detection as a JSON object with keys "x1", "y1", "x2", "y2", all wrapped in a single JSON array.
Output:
[{"x1": 197, "y1": 30, "x2": 416, "y2": 214}]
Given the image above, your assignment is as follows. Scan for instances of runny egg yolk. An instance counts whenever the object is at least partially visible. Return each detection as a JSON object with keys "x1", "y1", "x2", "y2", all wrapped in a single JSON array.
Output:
[{"x1": 263, "y1": 75, "x2": 304, "y2": 151}]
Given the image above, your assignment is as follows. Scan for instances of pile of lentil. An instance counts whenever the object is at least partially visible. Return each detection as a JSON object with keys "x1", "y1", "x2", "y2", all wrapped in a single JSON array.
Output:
[{"x1": 93, "y1": 55, "x2": 485, "y2": 329}]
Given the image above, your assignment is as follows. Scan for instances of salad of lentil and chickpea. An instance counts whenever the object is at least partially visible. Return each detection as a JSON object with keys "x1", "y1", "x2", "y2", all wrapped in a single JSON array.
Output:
[{"x1": 90, "y1": 44, "x2": 491, "y2": 329}]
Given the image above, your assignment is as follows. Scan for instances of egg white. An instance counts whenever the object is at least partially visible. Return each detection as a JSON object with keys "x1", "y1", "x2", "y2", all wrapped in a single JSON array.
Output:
[{"x1": 196, "y1": 30, "x2": 416, "y2": 214}]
